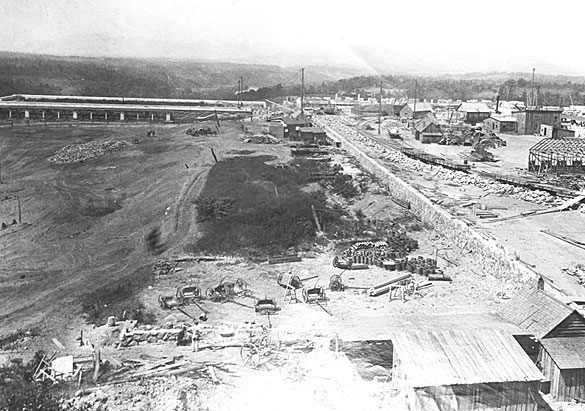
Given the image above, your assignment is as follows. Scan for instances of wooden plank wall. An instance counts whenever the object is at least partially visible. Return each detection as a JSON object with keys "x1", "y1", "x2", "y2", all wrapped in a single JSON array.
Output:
[
  {"x1": 548, "y1": 313, "x2": 585, "y2": 338},
  {"x1": 540, "y1": 349, "x2": 585, "y2": 402},
  {"x1": 412, "y1": 382, "x2": 539, "y2": 411}
]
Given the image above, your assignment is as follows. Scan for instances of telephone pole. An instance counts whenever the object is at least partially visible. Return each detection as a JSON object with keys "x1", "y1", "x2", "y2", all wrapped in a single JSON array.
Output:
[
  {"x1": 530, "y1": 68, "x2": 535, "y2": 107},
  {"x1": 378, "y1": 79, "x2": 383, "y2": 135},
  {"x1": 300, "y1": 68, "x2": 305, "y2": 115},
  {"x1": 413, "y1": 79, "x2": 418, "y2": 119},
  {"x1": 240, "y1": 76, "x2": 244, "y2": 108}
]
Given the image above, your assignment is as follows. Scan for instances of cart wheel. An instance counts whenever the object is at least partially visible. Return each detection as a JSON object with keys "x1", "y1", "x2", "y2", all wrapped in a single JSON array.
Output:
[
  {"x1": 235, "y1": 278, "x2": 247, "y2": 290},
  {"x1": 240, "y1": 343, "x2": 260, "y2": 368},
  {"x1": 302, "y1": 288, "x2": 309, "y2": 303},
  {"x1": 206, "y1": 288, "x2": 221, "y2": 302}
]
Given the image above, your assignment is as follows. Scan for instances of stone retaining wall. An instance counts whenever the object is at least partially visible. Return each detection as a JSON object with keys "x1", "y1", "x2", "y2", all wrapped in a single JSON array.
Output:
[{"x1": 323, "y1": 124, "x2": 538, "y2": 287}]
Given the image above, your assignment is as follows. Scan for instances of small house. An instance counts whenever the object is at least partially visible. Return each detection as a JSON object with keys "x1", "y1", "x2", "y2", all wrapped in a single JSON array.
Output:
[
  {"x1": 298, "y1": 127, "x2": 328, "y2": 144},
  {"x1": 283, "y1": 116, "x2": 309, "y2": 139},
  {"x1": 400, "y1": 102, "x2": 433, "y2": 119},
  {"x1": 484, "y1": 115, "x2": 517, "y2": 133},
  {"x1": 457, "y1": 102, "x2": 491, "y2": 124},
  {"x1": 540, "y1": 124, "x2": 575, "y2": 138},
  {"x1": 413, "y1": 117, "x2": 442, "y2": 143}
]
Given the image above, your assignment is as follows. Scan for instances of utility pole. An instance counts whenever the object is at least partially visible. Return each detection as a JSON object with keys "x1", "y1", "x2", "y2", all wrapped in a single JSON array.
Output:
[
  {"x1": 413, "y1": 79, "x2": 418, "y2": 119},
  {"x1": 300, "y1": 68, "x2": 305, "y2": 115},
  {"x1": 530, "y1": 68, "x2": 535, "y2": 107},
  {"x1": 240, "y1": 76, "x2": 244, "y2": 108},
  {"x1": 378, "y1": 79, "x2": 383, "y2": 135}
]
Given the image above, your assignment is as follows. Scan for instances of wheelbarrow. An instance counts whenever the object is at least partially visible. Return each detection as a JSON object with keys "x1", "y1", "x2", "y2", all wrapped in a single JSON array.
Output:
[
  {"x1": 176, "y1": 285, "x2": 201, "y2": 305},
  {"x1": 205, "y1": 278, "x2": 249, "y2": 303},
  {"x1": 302, "y1": 285, "x2": 327, "y2": 304}
]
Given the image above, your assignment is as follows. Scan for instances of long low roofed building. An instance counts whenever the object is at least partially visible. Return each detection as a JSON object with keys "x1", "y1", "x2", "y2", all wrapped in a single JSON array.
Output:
[
  {"x1": 0, "y1": 94, "x2": 259, "y2": 123},
  {"x1": 390, "y1": 329, "x2": 543, "y2": 411}
]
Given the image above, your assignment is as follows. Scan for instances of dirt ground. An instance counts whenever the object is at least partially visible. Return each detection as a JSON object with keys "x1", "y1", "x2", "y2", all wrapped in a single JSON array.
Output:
[
  {"x1": 358, "y1": 117, "x2": 585, "y2": 300},
  {"x1": 1, "y1": 116, "x2": 579, "y2": 410}
]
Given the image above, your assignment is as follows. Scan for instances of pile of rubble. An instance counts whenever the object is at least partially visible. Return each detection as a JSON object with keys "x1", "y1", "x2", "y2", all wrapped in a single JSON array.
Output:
[
  {"x1": 64, "y1": 376, "x2": 202, "y2": 411},
  {"x1": 315, "y1": 116, "x2": 564, "y2": 207},
  {"x1": 562, "y1": 264, "x2": 585, "y2": 286},
  {"x1": 48, "y1": 140, "x2": 128, "y2": 164},
  {"x1": 118, "y1": 321, "x2": 188, "y2": 347},
  {"x1": 152, "y1": 259, "x2": 178, "y2": 276}
]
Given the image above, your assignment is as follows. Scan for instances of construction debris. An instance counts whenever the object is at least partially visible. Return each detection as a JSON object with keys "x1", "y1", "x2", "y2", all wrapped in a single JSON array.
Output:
[{"x1": 48, "y1": 140, "x2": 128, "y2": 164}]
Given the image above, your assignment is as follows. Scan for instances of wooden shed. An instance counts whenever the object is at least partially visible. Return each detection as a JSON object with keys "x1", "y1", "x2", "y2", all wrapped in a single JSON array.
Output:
[
  {"x1": 528, "y1": 138, "x2": 585, "y2": 174},
  {"x1": 298, "y1": 127, "x2": 328, "y2": 144},
  {"x1": 413, "y1": 117, "x2": 442, "y2": 143},
  {"x1": 390, "y1": 330, "x2": 543, "y2": 411},
  {"x1": 498, "y1": 287, "x2": 585, "y2": 401},
  {"x1": 539, "y1": 338, "x2": 585, "y2": 401}
]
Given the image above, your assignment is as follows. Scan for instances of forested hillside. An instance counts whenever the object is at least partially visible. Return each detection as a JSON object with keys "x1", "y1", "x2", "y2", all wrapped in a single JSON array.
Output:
[{"x1": 2, "y1": 52, "x2": 585, "y2": 105}]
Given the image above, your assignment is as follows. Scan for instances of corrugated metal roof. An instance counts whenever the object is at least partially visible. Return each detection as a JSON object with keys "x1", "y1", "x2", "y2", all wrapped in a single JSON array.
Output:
[
  {"x1": 541, "y1": 338, "x2": 585, "y2": 369},
  {"x1": 458, "y1": 102, "x2": 491, "y2": 113},
  {"x1": 392, "y1": 330, "x2": 543, "y2": 387},
  {"x1": 529, "y1": 138, "x2": 585, "y2": 157},
  {"x1": 498, "y1": 288, "x2": 575, "y2": 339}
]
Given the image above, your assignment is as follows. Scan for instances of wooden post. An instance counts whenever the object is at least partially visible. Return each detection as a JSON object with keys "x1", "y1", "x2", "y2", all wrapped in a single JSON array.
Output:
[
  {"x1": 210, "y1": 148, "x2": 218, "y2": 163},
  {"x1": 311, "y1": 204, "x2": 322, "y2": 233},
  {"x1": 17, "y1": 195, "x2": 21, "y2": 223}
]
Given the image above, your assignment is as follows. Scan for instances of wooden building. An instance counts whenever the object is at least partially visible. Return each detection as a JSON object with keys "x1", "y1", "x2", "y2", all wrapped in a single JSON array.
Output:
[
  {"x1": 498, "y1": 287, "x2": 585, "y2": 401},
  {"x1": 390, "y1": 330, "x2": 543, "y2": 411},
  {"x1": 457, "y1": 102, "x2": 491, "y2": 124},
  {"x1": 540, "y1": 124, "x2": 575, "y2": 138},
  {"x1": 528, "y1": 138, "x2": 585, "y2": 174},
  {"x1": 413, "y1": 117, "x2": 442, "y2": 143},
  {"x1": 513, "y1": 106, "x2": 563, "y2": 135},
  {"x1": 351, "y1": 104, "x2": 393, "y2": 117},
  {"x1": 484, "y1": 115, "x2": 517, "y2": 134},
  {"x1": 283, "y1": 116, "x2": 309, "y2": 139},
  {"x1": 400, "y1": 102, "x2": 433, "y2": 119},
  {"x1": 539, "y1": 337, "x2": 585, "y2": 401},
  {"x1": 298, "y1": 127, "x2": 328, "y2": 144}
]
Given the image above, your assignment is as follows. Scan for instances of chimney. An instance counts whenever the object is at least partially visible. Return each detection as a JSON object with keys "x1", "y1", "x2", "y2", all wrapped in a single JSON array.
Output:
[{"x1": 537, "y1": 276, "x2": 545, "y2": 291}]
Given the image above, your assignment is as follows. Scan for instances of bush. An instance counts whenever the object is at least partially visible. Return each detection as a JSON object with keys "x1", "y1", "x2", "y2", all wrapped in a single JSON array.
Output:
[
  {"x1": 0, "y1": 352, "x2": 62, "y2": 411},
  {"x1": 194, "y1": 197, "x2": 234, "y2": 221}
]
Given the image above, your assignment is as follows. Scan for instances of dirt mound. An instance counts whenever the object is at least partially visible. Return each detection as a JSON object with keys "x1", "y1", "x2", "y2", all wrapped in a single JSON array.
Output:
[{"x1": 48, "y1": 140, "x2": 128, "y2": 164}]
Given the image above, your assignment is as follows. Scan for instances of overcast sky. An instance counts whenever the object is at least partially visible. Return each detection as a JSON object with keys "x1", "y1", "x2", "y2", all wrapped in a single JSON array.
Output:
[{"x1": 1, "y1": 0, "x2": 584, "y2": 75}]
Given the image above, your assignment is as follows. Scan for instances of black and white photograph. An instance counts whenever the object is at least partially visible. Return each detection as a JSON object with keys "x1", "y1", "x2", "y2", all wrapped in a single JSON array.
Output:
[{"x1": 1, "y1": 1, "x2": 585, "y2": 410}]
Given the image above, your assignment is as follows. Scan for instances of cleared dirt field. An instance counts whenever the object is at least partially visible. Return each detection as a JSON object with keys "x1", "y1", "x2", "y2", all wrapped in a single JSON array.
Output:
[{"x1": 0, "y1": 121, "x2": 293, "y2": 340}]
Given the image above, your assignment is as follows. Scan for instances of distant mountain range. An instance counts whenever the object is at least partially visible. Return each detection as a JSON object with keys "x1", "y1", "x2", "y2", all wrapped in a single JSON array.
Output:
[
  {"x1": 0, "y1": 48, "x2": 584, "y2": 101},
  {"x1": 13, "y1": 32, "x2": 584, "y2": 78}
]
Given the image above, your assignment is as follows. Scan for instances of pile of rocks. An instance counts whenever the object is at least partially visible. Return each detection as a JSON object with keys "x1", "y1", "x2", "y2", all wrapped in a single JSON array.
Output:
[
  {"x1": 315, "y1": 116, "x2": 564, "y2": 207},
  {"x1": 48, "y1": 140, "x2": 128, "y2": 164},
  {"x1": 64, "y1": 376, "x2": 201, "y2": 411},
  {"x1": 152, "y1": 259, "x2": 178, "y2": 276},
  {"x1": 118, "y1": 321, "x2": 188, "y2": 347}
]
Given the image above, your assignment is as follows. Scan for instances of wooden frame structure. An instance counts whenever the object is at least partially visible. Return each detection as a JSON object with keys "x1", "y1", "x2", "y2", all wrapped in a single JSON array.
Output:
[{"x1": 528, "y1": 138, "x2": 585, "y2": 174}]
